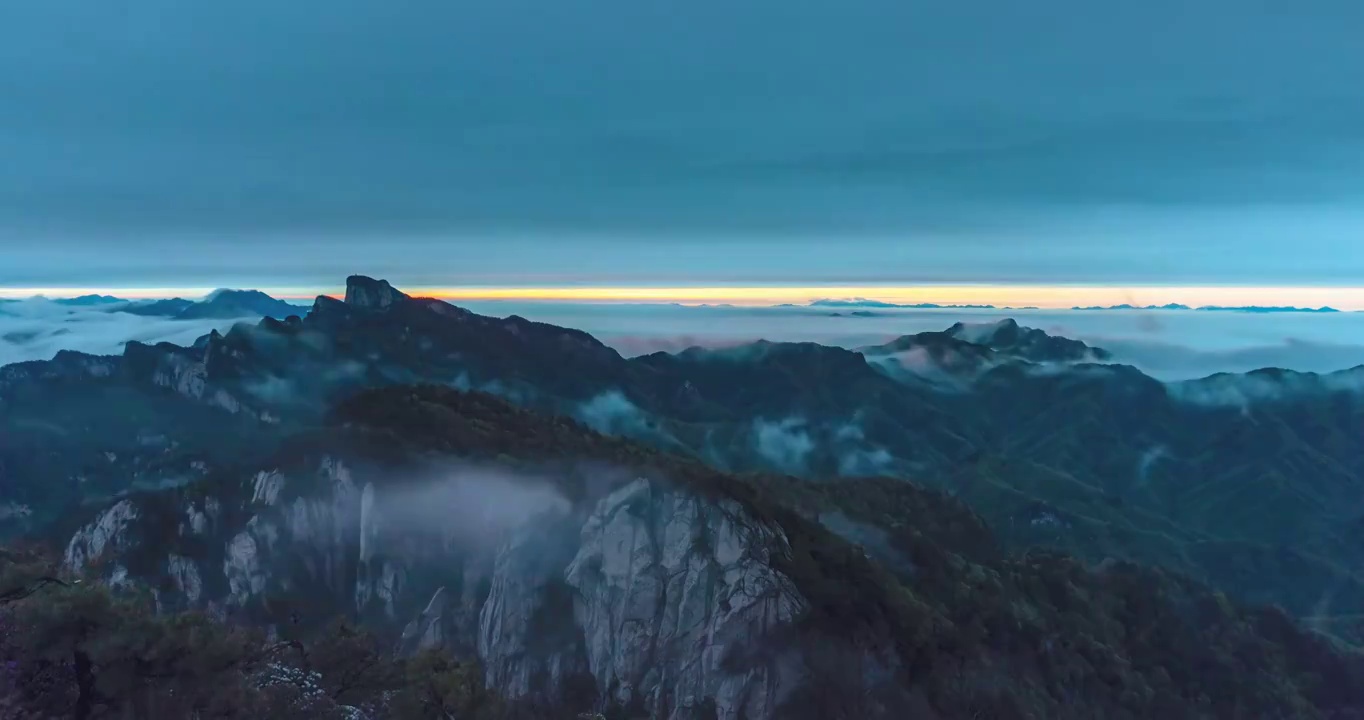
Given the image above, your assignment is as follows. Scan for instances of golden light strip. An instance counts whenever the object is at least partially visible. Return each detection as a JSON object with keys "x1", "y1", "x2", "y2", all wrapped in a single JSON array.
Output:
[{"x1": 3, "y1": 285, "x2": 1363, "y2": 310}]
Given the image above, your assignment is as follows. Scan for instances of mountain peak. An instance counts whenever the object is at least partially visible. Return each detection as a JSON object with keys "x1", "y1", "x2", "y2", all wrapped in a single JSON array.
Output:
[
  {"x1": 176, "y1": 289, "x2": 300, "y2": 320},
  {"x1": 345, "y1": 275, "x2": 410, "y2": 309},
  {"x1": 944, "y1": 319, "x2": 1111, "y2": 363},
  {"x1": 54, "y1": 294, "x2": 126, "y2": 307}
]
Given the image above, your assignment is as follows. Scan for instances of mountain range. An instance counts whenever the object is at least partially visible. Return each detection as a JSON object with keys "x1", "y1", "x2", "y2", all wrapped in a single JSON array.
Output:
[
  {"x1": 1070, "y1": 303, "x2": 1345, "y2": 313},
  {"x1": 3, "y1": 275, "x2": 1364, "y2": 717},
  {"x1": 805, "y1": 298, "x2": 1348, "y2": 313},
  {"x1": 0, "y1": 289, "x2": 305, "y2": 320},
  {"x1": 122, "y1": 289, "x2": 305, "y2": 320}
]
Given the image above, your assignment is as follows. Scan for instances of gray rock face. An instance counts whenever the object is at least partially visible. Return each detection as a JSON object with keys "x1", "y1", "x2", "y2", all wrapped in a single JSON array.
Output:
[
  {"x1": 61, "y1": 464, "x2": 820, "y2": 720},
  {"x1": 345, "y1": 276, "x2": 409, "y2": 310},
  {"x1": 168, "y1": 554, "x2": 203, "y2": 604},
  {"x1": 401, "y1": 587, "x2": 449, "y2": 655},
  {"x1": 565, "y1": 479, "x2": 808, "y2": 720},
  {"x1": 65, "y1": 499, "x2": 140, "y2": 571},
  {"x1": 225, "y1": 526, "x2": 268, "y2": 605},
  {"x1": 152, "y1": 352, "x2": 208, "y2": 400},
  {"x1": 478, "y1": 513, "x2": 587, "y2": 699}
]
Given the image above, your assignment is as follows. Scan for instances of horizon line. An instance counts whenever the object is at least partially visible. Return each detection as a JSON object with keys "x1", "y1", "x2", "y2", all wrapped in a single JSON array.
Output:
[{"x1": 3, "y1": 284, "x2": 1364, "y2": 311}]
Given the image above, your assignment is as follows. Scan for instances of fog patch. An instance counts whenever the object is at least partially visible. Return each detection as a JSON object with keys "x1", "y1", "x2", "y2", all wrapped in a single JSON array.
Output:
[
  {"x1": 834, "y1": 422, "x2": 864, "y2": 441},
  {"x1": 240, "y1": 360, "x2": 368, "y2": 406},
  {"x1": 1169, "y1": 366, "x2": 1364, "y2": 407},
  {"x1": 450, "y1": 371, "x2": 535, "y2": 405},
  {"x1": 1022, "y1": 362, "x2": 1122, "y2": 379},
  {"x1": 838, "y1": 447, "x2": 893, "y2": 476},
  {"x1": 866, "y1": 346, "x2": 996, "y2": 391},
  {"x1": 830, "y1": 416, "x2": 894, "y2": 476},
  {"x1": 368, "y1": 462, "x2": 574, "y2": 549},
  {"x1": 948, "y1": 319, "x2": 1013, "y2": 345},
  {"x1": 0, "y1": 298, "x2": 238, "y2": 367},
  {"x1": 753, "y1": 417, "x2": 814, "y2": 474},
  {"x1": 242, "y1": 375, "x2": 300, "y2": 405},
  {"x1": 1135, "y1": 446, "x2": 1169, "y2": 489},
  {"x1": 576, "y1": 390, "x2": 640, "y2": 433}
]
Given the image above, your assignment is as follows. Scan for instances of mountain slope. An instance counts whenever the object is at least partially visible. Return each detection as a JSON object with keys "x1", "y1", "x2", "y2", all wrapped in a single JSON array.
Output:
[
  {"x1": 3, "y1": 275, "x2": 1364, "y2": 621},
  {"x1": 56, "y1": 385, "x2": 1364, "y2": 719}
]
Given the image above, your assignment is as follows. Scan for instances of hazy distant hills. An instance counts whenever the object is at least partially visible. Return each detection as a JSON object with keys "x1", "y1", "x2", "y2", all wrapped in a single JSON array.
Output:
[
  {"x1": 807, "y1": 298, "x2": 1347, "y2": 312},
  {"x1": 1070, "y1": 303, "x2": 1344, "y2": 313},
  {"x1": 52, "y1": 294, "x2": 127, "y2": 307},
  {"x1": 3, "y1": 275, "x2": 1364, "y2": 626},
  {"x1": 810, "y1": 298, "x2": 1014, "y2": 310},
  {"x1": 0, "y1": 288, "x2": 306, "y2": 319},
  {"x1": 121, "y1": 289, "x2": 305, "y2": 319}
]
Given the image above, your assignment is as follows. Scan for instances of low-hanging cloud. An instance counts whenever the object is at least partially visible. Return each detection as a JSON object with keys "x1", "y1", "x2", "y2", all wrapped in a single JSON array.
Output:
[
  {"x1": 1135, "y1": 445, "x2": 1169, "y2": 490},
  {"x1": 830, "y1": 415, "x2": 894, "y2": 477},
  {"x1": 459, "y1": 301, "x2": 1364, "y2": 382},
  {"x1": 1169, "y1": 366, "x2": 1364, "y2": 408},
  {"x1": 364, "y1": 461, "x2": 574, "y2": 549},
  {"x1": 576, "y1": 390, "x2": 648, "y2": 434},
  {"x1": 8, "y1": 294, "x2": 1364, "y2": 388},
  {"x1": 0, "y1": 298, "x2": 242, "y2": 367},
  {"x1": 753, "y1": 417, "x2": 815, "y2": 475},
  {"x1": 574, "y1": 389, "x2": 681, "y2": 449}
]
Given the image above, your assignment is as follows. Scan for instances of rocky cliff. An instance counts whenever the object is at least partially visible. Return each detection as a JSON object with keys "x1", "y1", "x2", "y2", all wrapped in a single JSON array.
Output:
[
  {"x1": 61, "y1": 450, "x2": 827, "y2": 720},
  {"x1": 50, "y1": 385, "x2": 1364, "y2": 719}
]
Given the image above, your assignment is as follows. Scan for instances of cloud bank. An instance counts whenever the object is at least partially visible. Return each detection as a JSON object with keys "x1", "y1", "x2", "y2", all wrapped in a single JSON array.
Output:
[
  {"x1": 370, "y1": 462, "x2": 573, "y2": 547},
  {"x1": 459, "y1": 301, "x2": 1364, "y2": 381},
  {"x1": 0, "y1": 299, "x2": 244, "y2": 367},
  {"x1": 6, "y1": 295, "x2": 1364, "y2": 383}
]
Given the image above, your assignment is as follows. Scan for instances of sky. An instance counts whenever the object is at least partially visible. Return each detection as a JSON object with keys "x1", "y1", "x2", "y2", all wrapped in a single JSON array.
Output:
[{"x1": 2, "y1": 0, "x2": 1364, "y2": 300}]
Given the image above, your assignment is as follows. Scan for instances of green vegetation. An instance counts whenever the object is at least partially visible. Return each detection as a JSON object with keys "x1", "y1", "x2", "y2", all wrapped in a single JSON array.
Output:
[
  {"x1": 330, "y1": 386, "x2": 1364, "y2": 719},
  {"x1": 0, "y1": 545, "x2": 510, "y2": 720}
]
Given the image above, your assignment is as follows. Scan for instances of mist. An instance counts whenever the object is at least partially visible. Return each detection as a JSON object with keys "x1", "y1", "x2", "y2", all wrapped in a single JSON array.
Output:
[
  {"x1": 457, "y1": 301, "x2": 1364, "y2": 380},
  {"x1": 0, "y1": 298, "x2": 245, "y2": 366},
  {"x1": 5, "y1": 294, "x2": 1364, "y2": 384},
  {"x1": 753, "y1": 417, "x2": 815, "y2": 475},
  {"x1": 363, "y1": 462, "x2": 574, "y2": 549}
]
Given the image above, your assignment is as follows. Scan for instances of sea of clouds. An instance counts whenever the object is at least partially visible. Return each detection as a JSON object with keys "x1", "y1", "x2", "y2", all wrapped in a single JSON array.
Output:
[
  {"x1": 5, "y1": 296, "x2": 1364, "y2": 381},
  {"x1": 0, "y1": 299, "x2": 246, "y2": 367},
  {"x1": 457, "y1": 301, "x2": 1364, "y2": 381}
]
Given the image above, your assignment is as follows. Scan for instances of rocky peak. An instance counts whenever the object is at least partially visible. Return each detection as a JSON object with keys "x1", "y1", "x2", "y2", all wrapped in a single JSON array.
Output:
[
  {"x1": 947, "y1": 319, "x2": 1110, "y2": 363},
  {"x1": 344, "y1": 275, "x2": 410, "y2": 310},
  {"x1": 177, "y1": 289, "x2": 303, "y2": 320}
]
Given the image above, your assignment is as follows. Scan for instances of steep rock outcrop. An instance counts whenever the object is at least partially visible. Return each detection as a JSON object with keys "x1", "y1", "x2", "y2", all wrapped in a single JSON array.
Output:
[
  {"x1": 60, "y1": 456, "x2": 821, "y2": 720},
  {"x1": 565, "y1": 479, "x2": 807, "y2": 720},
  {"x1": 345, "y1": 276, "x2": 410, "y2": 310},
  {"x1": 478, "y1": 513, "x2": 589, "y2": 700},
  {"x1": 65, "y1": 499, "x2": 141, "y2": 571}
]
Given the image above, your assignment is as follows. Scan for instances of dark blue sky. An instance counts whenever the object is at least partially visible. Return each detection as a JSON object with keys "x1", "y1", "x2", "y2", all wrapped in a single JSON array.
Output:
[{"x1": 2, "y1": 0, "x2": 1363, "y2": 289}]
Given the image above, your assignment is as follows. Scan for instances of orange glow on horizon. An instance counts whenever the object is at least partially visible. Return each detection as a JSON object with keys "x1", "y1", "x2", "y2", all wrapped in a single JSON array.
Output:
[
  {"x1": 3, "y1": 285, "x2": 1364, "y2": 310},
  {"x1": 397, "y1": 285, "x2": 1364, "y2": 310}
]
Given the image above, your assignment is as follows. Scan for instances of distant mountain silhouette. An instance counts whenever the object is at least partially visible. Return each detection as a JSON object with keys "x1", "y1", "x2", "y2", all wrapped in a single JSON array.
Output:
[
  {"x1": 1072, "y1": 303, "x2": 1341, "y2": 313},
  {"x1": 53, "y1": 294, "x2": 126, "y2": 306},
  {"x1": 810, "y1": 298, "x2": 1001, "y2": 309},
  {"x1": 120, "y1": 289, "x2": 303, "y2": 320}
]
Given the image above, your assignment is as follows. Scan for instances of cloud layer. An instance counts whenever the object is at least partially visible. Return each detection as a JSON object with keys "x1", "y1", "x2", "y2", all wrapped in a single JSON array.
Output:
[
  {"x1": 0, "y1": 299, "x2": 242, "y2": 366},
  {"x1": 5, "y1": 295, "x2": 1364, "y2": 382},
  {"x1": 459, "y1": 301, "x2": 1364, "y2": 380}
]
